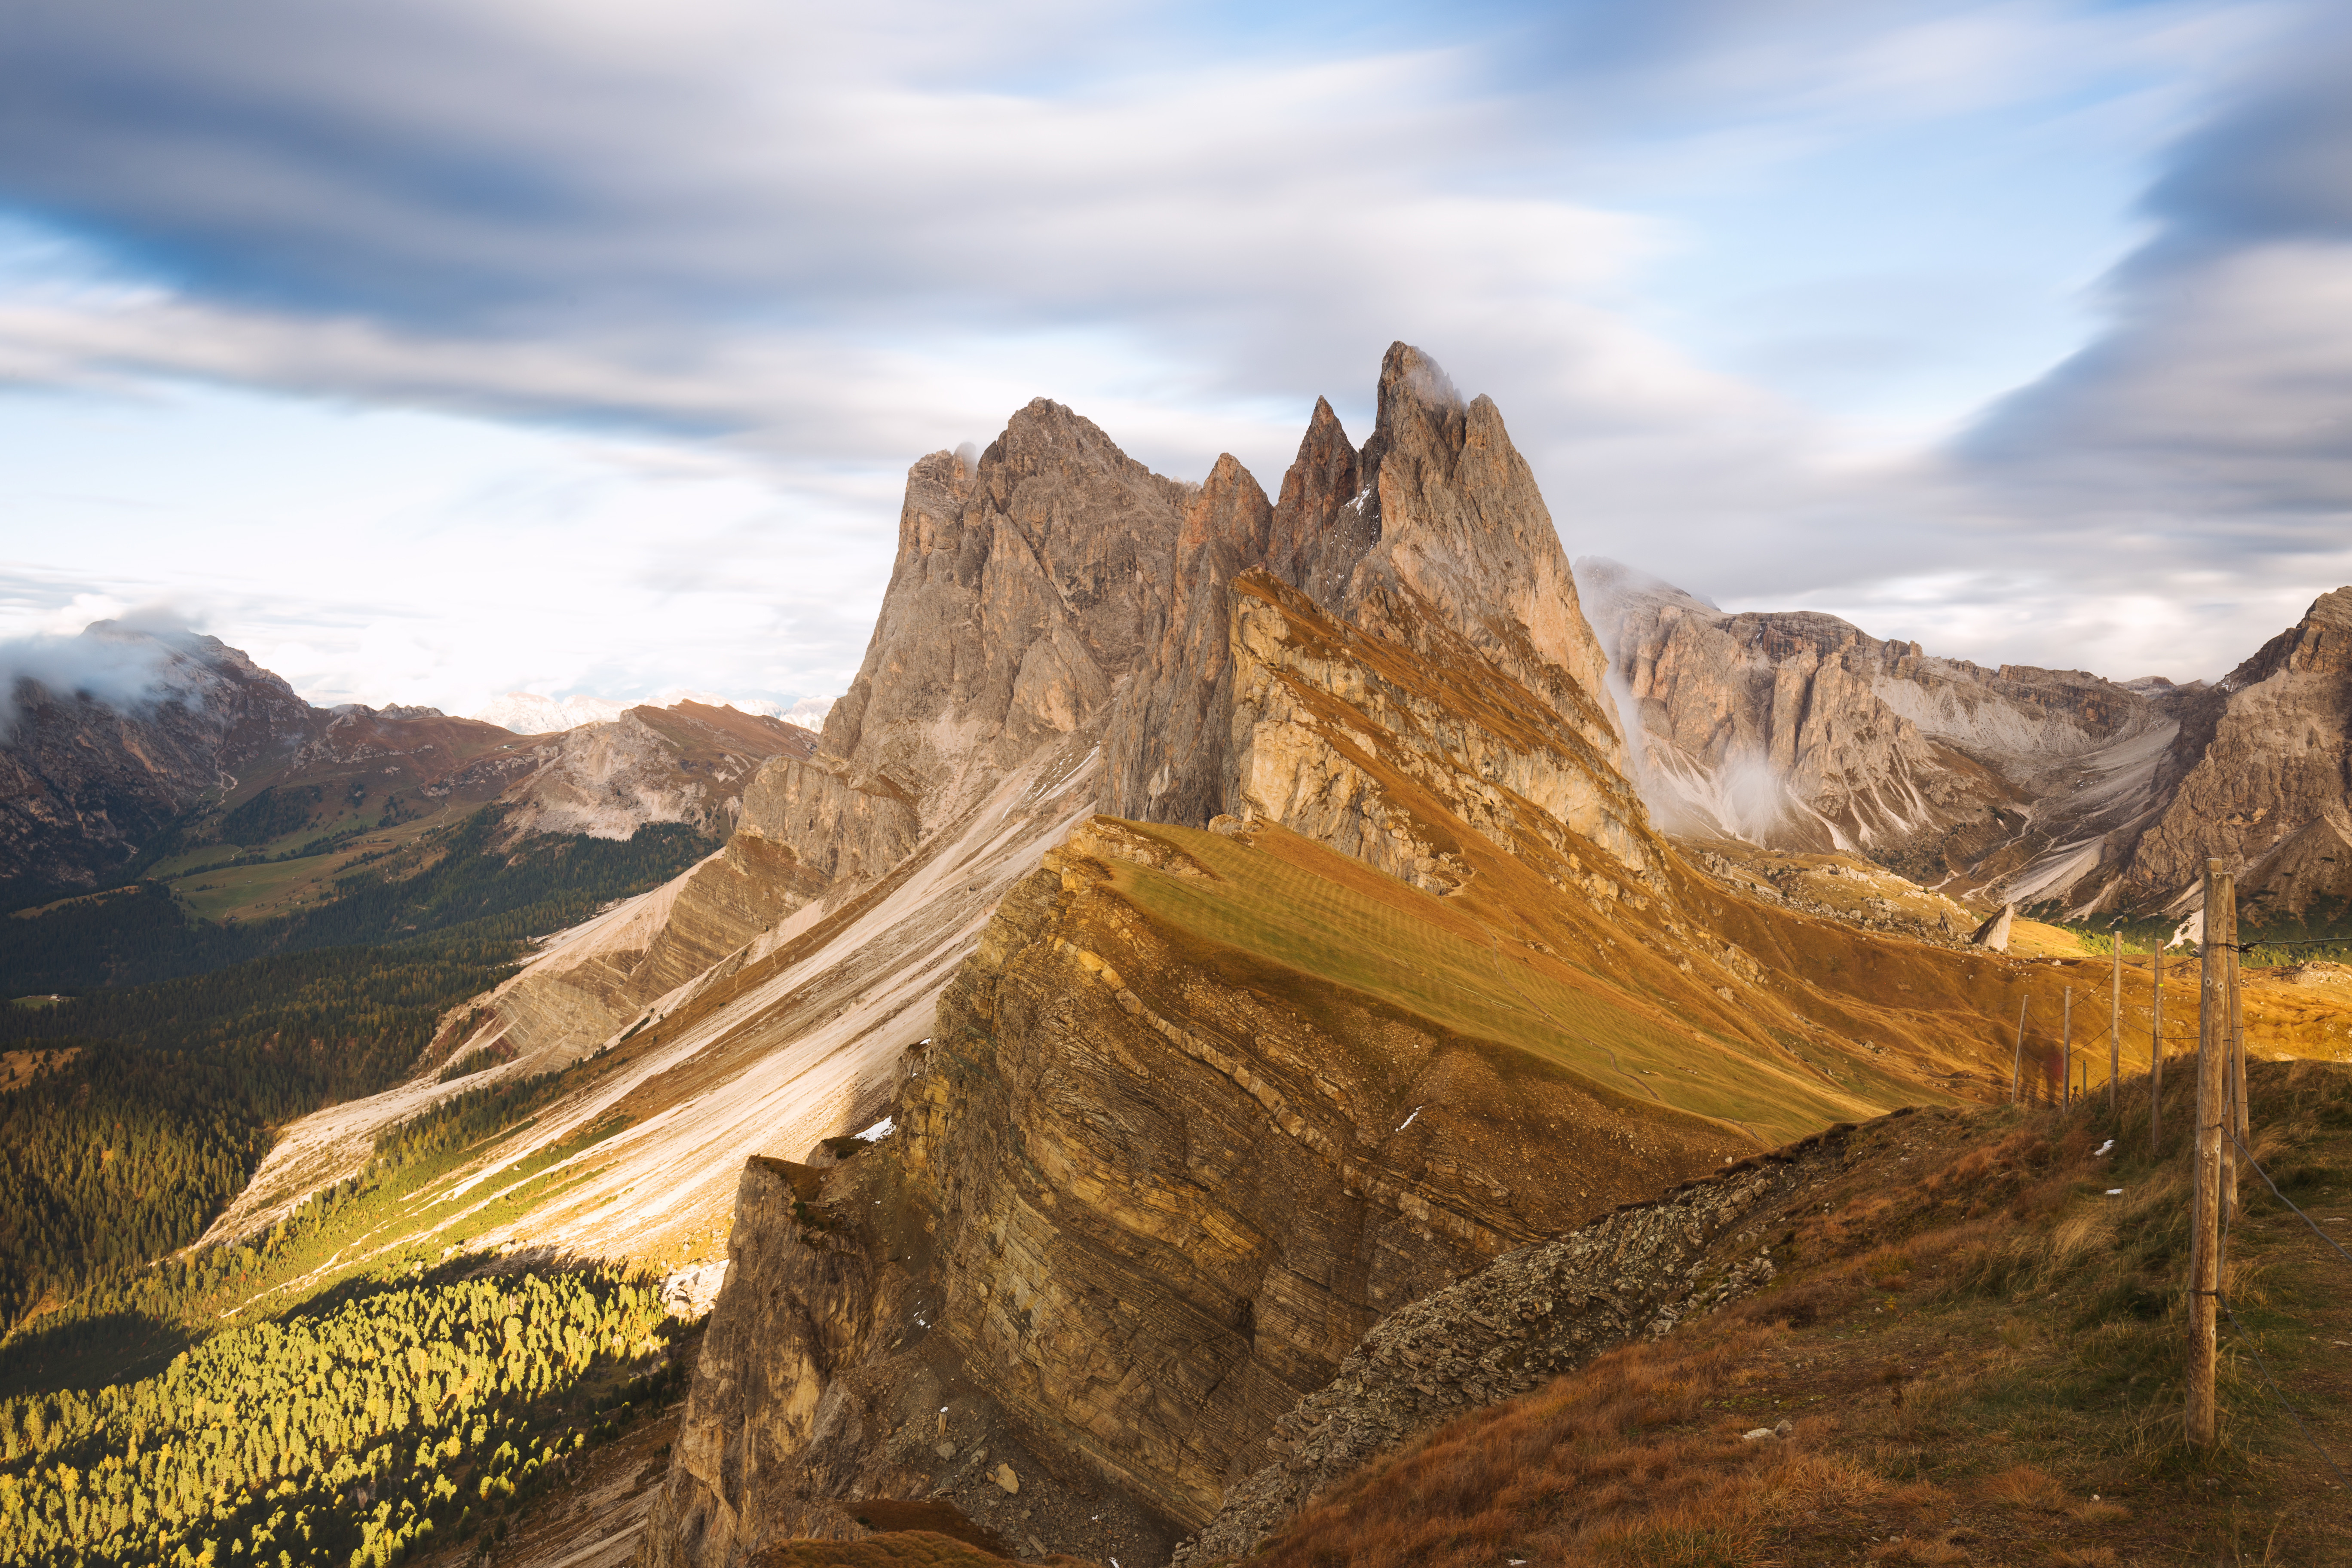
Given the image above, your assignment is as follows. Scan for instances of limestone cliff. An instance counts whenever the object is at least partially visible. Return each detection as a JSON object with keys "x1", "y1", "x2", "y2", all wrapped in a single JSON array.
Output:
[
  {"x1": 2124, "y1": 587, "x2": 2352, "y2": 921},
  {"x1": 1104, "y1": 345, "x2": 1638, "y2": 876},
  {"x1": 757, "y1": 406, "x2": 1189, "y2": 884},
  {"x1": 1577, "y1": 560, "x2": 2187, "y2": 910},
  {"x1": 1582, "y1": 565, "x2": 2352, "y2": 924}
]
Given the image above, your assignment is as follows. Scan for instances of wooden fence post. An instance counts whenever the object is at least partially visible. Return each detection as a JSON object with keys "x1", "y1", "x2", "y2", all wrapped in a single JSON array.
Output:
[
  {"x1": 2110, "y1": 924, "x2": 2123, "y2": 1116},
  {"x1": 2063, "y1": 987, "x2": 2073, "y2": 1112},
  {"x1": 2151, "y1": 944, "x2": 2165, "y2": 1149},
  {"x1": 2224, "y1": 880, "x2": 2246, "y2": 1219},
  {"x1": 2012, "y1": 994, "x2": 2029, "y2": 1105},
  {"x1": 2187, "y1": 860, "x2": 2227, "y2": 1448}
]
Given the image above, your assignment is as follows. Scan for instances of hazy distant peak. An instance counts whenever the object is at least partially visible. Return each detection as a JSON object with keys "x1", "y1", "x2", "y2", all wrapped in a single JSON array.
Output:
[
  {"x1": 473, "y1": 692, "x2": 628, "y2": 734},
  {"x1": 473, "y1": 689, "x2": 833, "y2": 735}
]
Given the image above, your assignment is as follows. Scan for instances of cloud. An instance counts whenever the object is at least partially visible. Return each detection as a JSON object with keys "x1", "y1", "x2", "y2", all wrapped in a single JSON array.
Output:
[
  {"x1": 0, "y1": 0, "x2": 2345, "y2": 701},
  {"x1": 1930, "y1": 8, "x2": 2352, "y2": 667},
  {"x1": 0, "y1": 607, "x2": 207, "y2": 735}
]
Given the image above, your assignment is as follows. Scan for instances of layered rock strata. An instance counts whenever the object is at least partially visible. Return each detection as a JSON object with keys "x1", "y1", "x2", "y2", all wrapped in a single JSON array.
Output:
[
  {"x1": 1174, "y1": 1122, "x2": 1862, "y2": 1562},
  {"x1": 1229, "y1": 570, "x2": 1657, "y2": 894},
  {"x1": 2125, "y1": 588, "x2": 2352, "y2": 920},
  {"x1": 642, "y1": 817, "x2": 1749, "y2": 1568}
]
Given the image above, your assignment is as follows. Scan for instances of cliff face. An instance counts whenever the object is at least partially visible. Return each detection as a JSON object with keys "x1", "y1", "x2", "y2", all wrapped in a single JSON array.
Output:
[
  {"x1": 753, "y1": 406, "x2": 1189, "y2": 886},
  {"x1": 1579, "y1": 562, "x2": 2187, "y2": 910},
  {"x1": 2124, "y1": 588, "x2": 2352, "y2": 919},
  {"x1": 1099, "y1": 346, "x2": 1640, "y2": 880},
  {"x1": 641, "y1": 818, "x2": 1779, "y2": 1568},
  {"x1": 1583, "y1": 566, "x2": 2352, "y2": 922},
  {"x1": 1228, "y1": 570, "x2": 1657, "y2": 896}
]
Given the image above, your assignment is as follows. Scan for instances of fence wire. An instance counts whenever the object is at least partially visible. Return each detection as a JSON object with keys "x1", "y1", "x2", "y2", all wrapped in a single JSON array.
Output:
[{"x1": 2214, "y1": 1128, "x2": 2352, "y2": 1488}]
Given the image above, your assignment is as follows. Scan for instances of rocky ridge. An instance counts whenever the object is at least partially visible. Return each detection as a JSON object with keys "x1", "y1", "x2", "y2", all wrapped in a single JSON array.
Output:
[
  {"x1": 1579, "y1": 560, "x2": 2352, "y2": 925},
  {"x1": 617, "y1": 349, "x2": 2184, "y2": 1568}
]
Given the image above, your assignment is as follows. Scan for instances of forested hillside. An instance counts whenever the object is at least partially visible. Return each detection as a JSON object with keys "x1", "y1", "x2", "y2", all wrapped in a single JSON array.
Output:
[
  {"x1": 3, "y1": 812, "x2": 714, "y2": 995},
  {"x1": 0, "y1": 811, "x2": 716, "y2": 1342},
  {"x1": 0, "y1": 1271, "x2": 677, "y2": 1568}
]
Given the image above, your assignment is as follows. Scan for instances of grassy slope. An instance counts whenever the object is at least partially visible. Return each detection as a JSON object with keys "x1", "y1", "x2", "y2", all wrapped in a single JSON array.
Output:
[
  {"x1": 1230, "y1": 1058, "x2": 2352, "y2": 1568},
  {"x1": 690, "y1": 1066, "x2": 2352, "y2": 1568},
  {"x1": 1107, "y1": 821, "x2": 1878, "y2": 1148}
]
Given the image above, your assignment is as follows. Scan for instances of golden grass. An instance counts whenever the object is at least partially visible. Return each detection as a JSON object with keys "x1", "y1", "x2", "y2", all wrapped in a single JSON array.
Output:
[
  {"x1": 1104, "y1": 820, "x2": 1889, "y2": 1145},
  {"x1": 1226, "y1": 1061, "x2": 2352, "y2": 1568}
]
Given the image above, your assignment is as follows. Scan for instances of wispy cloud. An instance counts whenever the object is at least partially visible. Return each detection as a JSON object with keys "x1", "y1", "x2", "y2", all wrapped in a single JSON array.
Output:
[{"x1": 0, "y1": 0, "x2": 2343, "y2": 698}]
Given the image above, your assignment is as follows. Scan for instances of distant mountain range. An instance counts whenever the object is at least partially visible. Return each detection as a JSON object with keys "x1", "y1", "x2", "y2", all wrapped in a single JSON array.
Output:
[
  {"x1": 0, "y1": 627, "x2": 818, "y2": 905},
  {"x1": 473, "y1": 689, "x2": 834, "y2": 735},
  {"x1": 1577, "y1": 560, "x2": 2352, "y2": 928}
]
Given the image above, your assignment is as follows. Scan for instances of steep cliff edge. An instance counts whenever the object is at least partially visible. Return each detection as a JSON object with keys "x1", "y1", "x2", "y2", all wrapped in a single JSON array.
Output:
[
  {"x1": 1581, "y1": 564, "x2": 2352, "y2": 927},
  {"x1": 640, "y1": 816, "x2": 1836, "y2": 1568},
  {"x1": 2124, "y1": 587, "x2": 2352, "y2": 921}
]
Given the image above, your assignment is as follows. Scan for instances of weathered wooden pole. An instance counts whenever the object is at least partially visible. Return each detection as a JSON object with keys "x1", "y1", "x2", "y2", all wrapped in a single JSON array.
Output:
[
  {"x1": 2187, "y1": 860, "x2": 2227, "y2": 1448},
  {"x1": 2063, "y1": 987, "x2": 2073, "y2": 1112},
  {"x1": 2151, "y1": 944, "x2": 2165, "y2": 1149},
  {"x1": 2110, "y1": 924, "x2": 2123, "y2": 1116},
  {"x1": 2224, "y1": 882, "x2": 2246, "y2": 1219},
  {"x1": 2012, "y1": 993, "x2": 2030, "y2": 1104}
]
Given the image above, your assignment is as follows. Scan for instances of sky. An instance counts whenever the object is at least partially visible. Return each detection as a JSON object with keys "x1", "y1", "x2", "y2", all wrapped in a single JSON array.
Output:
[{"x1": 0, "y1": 0, "x2": 2347, "y2": 715}]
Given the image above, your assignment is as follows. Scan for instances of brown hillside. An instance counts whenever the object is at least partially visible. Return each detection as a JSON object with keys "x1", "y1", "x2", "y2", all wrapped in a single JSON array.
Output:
[{"x1": 1207, "y1": 1059, "x2": 2352, "y2": 1568}]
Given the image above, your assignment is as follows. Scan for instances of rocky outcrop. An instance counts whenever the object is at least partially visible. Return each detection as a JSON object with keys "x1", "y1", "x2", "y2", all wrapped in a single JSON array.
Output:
[
  {"x1": 2124, "y1": 588, "x2": 2352, "y2": 919},
  {"x1": 719, "y1": 343, "x2": 1649, "y2": 916},
  {"x1": 1102, "y1": 454, "x2": 1274, "y2": 828},
  {"x1": 1338, "y1": 351, "x2": 1627, "y2": 788},
  {"x1": 1577, "y1": 560, "x2": 2186, "y2": 909},
  {"x1": 0, "y1": 623, "x2": 313, "y2": 898},
  {"x1": 761, "y1": 410, "x2": 1188, "y2": 881},
  {"x1": 1228, "y1": 570, "x2": 1658, "y2": 895},
  {"x1": 1175, "y1": 1127, "x2": 1855, "y2": 1562},
  {"x1": 485, "y1": 700, "x2": 818, "y2": 844}
]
